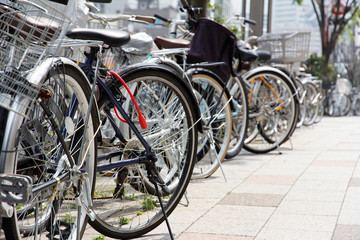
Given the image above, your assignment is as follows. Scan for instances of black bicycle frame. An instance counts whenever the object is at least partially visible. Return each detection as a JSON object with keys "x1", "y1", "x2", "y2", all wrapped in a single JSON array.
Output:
[{"x1": 84, "y1": 54, "x2": 156, "y2": 172}]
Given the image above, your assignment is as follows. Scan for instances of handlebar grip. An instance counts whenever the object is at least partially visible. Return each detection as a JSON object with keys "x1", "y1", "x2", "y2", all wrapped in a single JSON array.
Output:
[
  {"x1": 47, "y1": 0, "x2": 69, "y2": 4},
  {"x1": 135, "y1": 15, "x2": 156, "y2": 24},
  {"x1": 245, "y1": 18, "x2": 256, "y2": 25},
  {"x1": 154, "y1": 13, "x2": 170, "y2": 23}
]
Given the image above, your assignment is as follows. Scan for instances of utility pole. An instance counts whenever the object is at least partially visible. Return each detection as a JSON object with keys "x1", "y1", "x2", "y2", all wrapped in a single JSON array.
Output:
[
  {"x1": 249, "y1": 0, "x2": 264, "y2": 36},
  {"x1": 267, "y1": 0, "x2": 272, "y2": 33}
]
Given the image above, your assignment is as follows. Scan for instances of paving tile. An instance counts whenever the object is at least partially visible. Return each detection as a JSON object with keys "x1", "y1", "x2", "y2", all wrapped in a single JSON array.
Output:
[
  {"x1": 304, "y1": 166, "x2": 354, "y2": 176},
  {"x1": 352, "y1": 166, "x2": 360, "y2": 178},
  {"x1": 256, "y1": 228, "x2": 333, "y2": 240},
  {"x1": 264, "y1": 214, "x2": 337, "y2": 232},
  {"x1": 333, "y1": 142, "x2": 360, "y2": 151},
  {"x1": 276, "y1": 200, "x2": 342, "y2": 216},
  {"x1": 284, "y1": 190, "x2": 345, "y2": 202},
  {"x1": 341, "y1": 187, "x2": 360, "y2": 209},
  {"x1": 338, "y1": 208, "x2": 360, "y2": 225},
  {"x1": 291, "y1": 179, "x2": 350, "y2": 192},
  {"x1": 185, "y1": 181, "x2": 238, "y2": 199},
  {"x1": 177, "y1": 233, "x2": 254, "y2": 240},
  {"x1": 349, "y1": 178, "x2": 360, "y2": 187},
  {"x1": 232, "y1": 184, "x2": 291, "y2": 195},
  {"x1": 315, "y1": 151, "x2": 360, "y2": 161},
  {"x1": 243, "y1": 175, "x2": 298, "y2": 185},
  {"x1": 311, "y1": 160, "x2": 357, "y2": 167},
  {"x1": 219, "y1": 193, "x2": 284, "y2": 207},
  {"x1": 300, "y1": 172, "x2": 352, "y2": 181},
  {"x1": 187, "y1": 205, "x2": 275, "y2": 236},
  {"x1": 332, "y1": 224, "x2": 360, "y2": 240}
]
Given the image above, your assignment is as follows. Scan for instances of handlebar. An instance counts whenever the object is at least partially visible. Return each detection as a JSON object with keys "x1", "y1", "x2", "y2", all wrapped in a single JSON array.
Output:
[
  {"x1": 135, "y1": 15, "x2": 156, "y2": 24},
  {"x1": 154, "y1": 14, "x2": 170, "y2": 24},
  {"x1": 88, "y1": 12, "x2": 156, "y2": 25},
  {"x1": 244, "y1": 18, "x2": 256, "y2": 25}
]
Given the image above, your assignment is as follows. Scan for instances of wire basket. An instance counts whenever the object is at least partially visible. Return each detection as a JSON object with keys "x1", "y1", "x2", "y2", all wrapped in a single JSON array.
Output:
[
  {"x1": 0, "y1": 0, "x2": 71, "y2": 117},
  {"x1": 257, "y1": 32, "x2": 311, "y2": 64}
]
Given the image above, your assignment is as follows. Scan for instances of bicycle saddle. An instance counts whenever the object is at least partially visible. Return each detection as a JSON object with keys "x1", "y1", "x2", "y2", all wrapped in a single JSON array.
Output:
[
  {"x1": 154, "y1": 36, "x2": 190, "y2": 49},
  {"x1": 66, "y1": 28, "x2": 130, "y2": 47},
  {"x1": 256, "y1": 50, "x2": 271, "y2": 62},
  {"x1": 236, "y1": 47, "x2": 258, "y2": 62}
]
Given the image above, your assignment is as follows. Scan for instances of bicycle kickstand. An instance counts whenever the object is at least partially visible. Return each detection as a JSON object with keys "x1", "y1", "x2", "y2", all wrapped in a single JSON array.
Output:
[{"x1": 147, "y1": 161, "x2": 175, "y2": 240}]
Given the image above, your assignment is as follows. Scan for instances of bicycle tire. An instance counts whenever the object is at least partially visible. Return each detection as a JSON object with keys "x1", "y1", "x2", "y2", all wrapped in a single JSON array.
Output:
[
  {"x1": 303, "y1": 82, "x2": 318, "y2": 126},
  {"x1": 190, "y1": 73, "x2": 232, "y2": 179},
  {"x1": 90, "y1": 69, "x2": 197, "y2": 239},
  {"x1": 243, "y1": 70, "x2": 297, "y2": 154},
  {"x1": 294, "y1": 78, "x2": 306, "y2": 128},
  {"x1": 1, "y1": 61, "x2": 99, "y2": 240},
  {"x1": 352, "y1": 95, "x2": 360, "y2": 116},
  {"x1": 225, "y1": 76, "x2": 248, "y2": 159}
]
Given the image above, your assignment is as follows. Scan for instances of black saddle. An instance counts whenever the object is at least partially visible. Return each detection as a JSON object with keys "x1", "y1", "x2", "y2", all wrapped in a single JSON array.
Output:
[{"x1": 66, "y1": 28, "x2": 130, "y2": 47}]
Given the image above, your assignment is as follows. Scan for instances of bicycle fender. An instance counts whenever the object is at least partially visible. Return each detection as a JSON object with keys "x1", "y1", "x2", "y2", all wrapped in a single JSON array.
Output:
[
  {"x1": 27, "y1": 57, "x2": 89, "y2": 85},
  {"x1": 242, "y1": 66, "x2": 299, "y2": 103},
  {"x1": 117, "y1": 62, "x2": 203, "y2": 133},
  {"x1": 185, "y1": 67, "x2": 235, "y2": 111}
]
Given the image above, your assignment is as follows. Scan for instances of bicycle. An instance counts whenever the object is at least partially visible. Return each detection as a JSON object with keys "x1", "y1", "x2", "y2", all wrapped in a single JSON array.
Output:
[
  {"x1": 152, "y1": 2, "x2": 242, "y2": 179},
  {"x1": 0, "y1": 1, "x2": 200, "y2": 239},
  {"x1": 0, "y1": 0, "x2": 99, "y2": 239},
  {"x1": 65, "y1": 26, "x2": 201, "y2": 240},
  {"x1": 225, "y1": 16, "x2": 299, "y2": 154}
]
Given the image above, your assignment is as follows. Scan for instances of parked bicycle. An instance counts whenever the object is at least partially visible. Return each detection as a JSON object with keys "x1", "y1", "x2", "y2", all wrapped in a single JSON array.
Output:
[{"x1": 0, "y1": 0, "x2": 201, "y2": 239}]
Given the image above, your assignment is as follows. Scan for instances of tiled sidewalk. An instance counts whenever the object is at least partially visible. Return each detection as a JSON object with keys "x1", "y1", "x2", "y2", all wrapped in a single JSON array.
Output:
[{"x1": 83, "y1": 116, "x2": 360, "y2": 240}]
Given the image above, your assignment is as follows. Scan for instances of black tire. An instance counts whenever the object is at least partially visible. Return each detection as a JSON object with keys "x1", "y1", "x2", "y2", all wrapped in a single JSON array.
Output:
[
  {"x1": 352, "y1": 95, "x2": 360, "y2": 116},
  {"x1": 243, "y1": 70, "x2": 298, "y2": 154},
  {"x1": 303, "y1": 82, "x2": 318, "y2": 126},
  {"x1": 225, "y1": 76, "x2": 249, "y2": 159},
  {"x1": 90, "y1": 69, "x2": 198, "y2": 239},
  {"x1": 2, "y1": 62, "x2": 99, "y2": 239},
  {"x1": 294, "y1": 78, "x2": 306, "y2": 128}
]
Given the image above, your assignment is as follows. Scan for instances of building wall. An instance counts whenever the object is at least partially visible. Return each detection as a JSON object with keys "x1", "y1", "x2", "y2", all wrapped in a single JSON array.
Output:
[{"x1": 271, "y1": 0, "x2": 322, "y2": 55}]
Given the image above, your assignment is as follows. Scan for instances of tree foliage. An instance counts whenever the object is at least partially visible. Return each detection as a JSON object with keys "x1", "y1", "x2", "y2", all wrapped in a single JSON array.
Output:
[{"x1": 295, "y1": 0, "x2": 360, "y2": 83}]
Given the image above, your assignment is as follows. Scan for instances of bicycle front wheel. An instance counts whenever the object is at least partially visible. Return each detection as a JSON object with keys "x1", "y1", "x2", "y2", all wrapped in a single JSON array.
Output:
[
  {"x1": 226, "y1": 76, "x2": 248, "y2": 159},
  {"x1": 1, "y1": 62, "x2": 99, "y2": 239},
  {"x1": 190, "y1": 73, "x2": 232, "y2": 179},
  {"x1": 91, "y1": 69, "x2": 198, "y2": 239}
]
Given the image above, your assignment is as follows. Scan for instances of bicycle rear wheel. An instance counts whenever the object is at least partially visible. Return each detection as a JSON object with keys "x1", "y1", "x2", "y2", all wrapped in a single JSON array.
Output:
[
  {"x1": 90, "y1": 69, "x2": 197, "y2": 239},
  {"x1": 243, "y1": 70, "x2": 297, "y2": 154},
  {"x1": 1, "y1": 62, "x2": 99, "y2": 239}
]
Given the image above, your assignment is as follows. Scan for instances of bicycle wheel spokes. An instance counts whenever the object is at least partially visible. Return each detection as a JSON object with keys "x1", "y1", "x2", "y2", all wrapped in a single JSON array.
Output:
[
  {"x1": 2, "y1": 63, "x2": 98, "y2": 240},
  {"x1": 190, "y1": 74, "x2": 232, "y2": 179},
  {"x1": 92, "y1": 70, "x2": 197, "y2": 239}
]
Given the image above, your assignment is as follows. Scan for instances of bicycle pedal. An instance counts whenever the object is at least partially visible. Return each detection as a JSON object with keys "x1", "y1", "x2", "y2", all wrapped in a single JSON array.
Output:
[{"x1": 0, "y1": 173, "x2": 33, "y2": 204}]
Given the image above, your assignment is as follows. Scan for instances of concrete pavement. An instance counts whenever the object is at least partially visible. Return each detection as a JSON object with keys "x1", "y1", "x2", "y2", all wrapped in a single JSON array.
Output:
[{"x1": 84, "y1": 116, "x2": 360, "y2": 240}]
